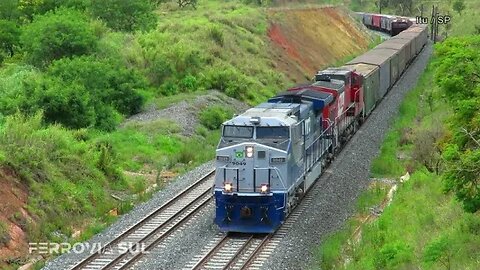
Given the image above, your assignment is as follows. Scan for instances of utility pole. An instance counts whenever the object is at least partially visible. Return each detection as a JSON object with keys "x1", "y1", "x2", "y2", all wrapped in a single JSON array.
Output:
[
  {"x1": 435, "y1": 6, "x2": 440, "y2": 43},
  {"x1": 430, "y1": 5, "x2": 435, "y2": 41},
  {"x1": 420, "y1": 4, "x2": 424, "y2": 18},
  {"x1": 379, "y1": 0, "x2": 382, "y2": 14}
]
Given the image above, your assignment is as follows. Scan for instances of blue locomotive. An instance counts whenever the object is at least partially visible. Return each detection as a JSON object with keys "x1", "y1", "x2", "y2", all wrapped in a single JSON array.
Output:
[{"x1": 213, "y1": 91, "x2": 337, "y2": 233}]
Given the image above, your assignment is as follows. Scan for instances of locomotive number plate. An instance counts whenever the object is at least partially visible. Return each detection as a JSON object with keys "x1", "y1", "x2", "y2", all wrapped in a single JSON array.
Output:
[{"x1": 232, "y1": 161, "x2": 247, "y2": 166}]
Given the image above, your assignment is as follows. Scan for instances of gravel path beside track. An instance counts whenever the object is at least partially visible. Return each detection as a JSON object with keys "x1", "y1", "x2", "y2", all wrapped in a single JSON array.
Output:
[{"x1": 261, "y1": 42, "x2": 433, "y2": 270}]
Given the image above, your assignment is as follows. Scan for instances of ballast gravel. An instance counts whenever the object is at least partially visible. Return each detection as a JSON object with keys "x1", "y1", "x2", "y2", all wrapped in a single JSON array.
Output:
[
  {"x1": 122, "y1": 90, "x2": 249, "y2": 136},
  {"x1": 260, "y1": 42, "x2": 433, "y2": 270},
  {"x1": 43, "y1": 42, "x2": 432, "y2": 270}
]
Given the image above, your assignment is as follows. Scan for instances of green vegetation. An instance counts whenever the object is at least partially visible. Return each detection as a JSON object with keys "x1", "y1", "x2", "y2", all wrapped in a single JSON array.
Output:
[
  {"x1": 314, "y1": 35, "x2": 480, "y2": 270},
  {"x1": 90, "y1": 0, "x2": 157, "y2": 32},
  {"x1": 95, "y1": 119, "x2": 220, "y2": 173},
  {"x1": 0, "y1": 113, "x2": 122, "y2": 242},
  {"x1": 0, "y1": 220, "x2": 10, "y2": 246},
  {"x1": 21, "y1": 8, "x2": 97, "y2": 67},
  {"x1": 435, "y1": 36, "x2": 480, "y2": 213},
  {"x1": 199, "y1": 105, "x2": 234, "y2": 130}
]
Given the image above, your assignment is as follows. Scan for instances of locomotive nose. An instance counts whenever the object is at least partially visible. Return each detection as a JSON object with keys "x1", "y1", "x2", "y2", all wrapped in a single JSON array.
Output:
[{"x1": 240, "y1": 206, "x2": 252, "y2": 218}]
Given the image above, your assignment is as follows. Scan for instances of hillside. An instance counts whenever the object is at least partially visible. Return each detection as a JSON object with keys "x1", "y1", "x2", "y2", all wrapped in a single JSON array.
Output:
[
  {"x1": 267, "y1": 7, "x2": 369, "y2": 82},
  {"x1": 0, "y1": 1, "x2": 372, "y2": 268}
]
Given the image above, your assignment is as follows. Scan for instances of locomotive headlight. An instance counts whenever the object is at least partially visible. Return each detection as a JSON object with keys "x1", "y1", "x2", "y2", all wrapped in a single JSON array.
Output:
[
  {"x1": 224, "y1": 182, "x2": 233, "y2": 193},
  {"x1": 260, "y1": 184, "x2": 269, "y2": 194},
  {"x1": 245, "y1": 146, "x2": 254, "y2": 158}
]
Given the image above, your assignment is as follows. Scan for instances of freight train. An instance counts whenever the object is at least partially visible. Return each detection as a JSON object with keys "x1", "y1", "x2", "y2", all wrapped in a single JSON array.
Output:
[{"x1": 213, "y1": 14, "x2": 428, "y2": 233}]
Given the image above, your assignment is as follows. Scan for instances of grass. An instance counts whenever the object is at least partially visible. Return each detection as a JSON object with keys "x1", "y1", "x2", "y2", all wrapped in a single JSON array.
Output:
[
  {"x1": 313, "y1": 49, "x2": 480, "y2": 270},
  {"x1": 316, "y1": 169, "x2": 480, "y2": 270},
  {"x1": 0, "y1": 113, "x2": 126, "y2": 245},
  {"x1": 92, "y1": 118, "x2": 221, "y2": 174},
  {"x1": 0, "y1": 220, "x2": 10, "y2": 246},
  {"x1": 370, "y1": 60, "x2": 436, "y2": 178}
]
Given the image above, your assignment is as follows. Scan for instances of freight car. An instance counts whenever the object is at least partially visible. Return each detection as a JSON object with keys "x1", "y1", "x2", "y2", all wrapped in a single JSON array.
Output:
[
  {"x1": 213, "y1": 15, "x2": 428, "y2": 233},
  {"x1": 360, "y1": 12, "x2": 413, "y2": 36}
]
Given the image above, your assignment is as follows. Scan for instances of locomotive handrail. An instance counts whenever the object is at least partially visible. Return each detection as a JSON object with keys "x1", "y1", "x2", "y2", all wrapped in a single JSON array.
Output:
[{"x1": 218, "y1": 165, "x2": 286, "y2": 192}]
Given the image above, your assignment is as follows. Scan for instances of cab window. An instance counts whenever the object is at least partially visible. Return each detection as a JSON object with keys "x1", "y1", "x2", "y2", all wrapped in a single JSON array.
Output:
[
  {"x1": 256, "y1": 127, "x2": 289, "y2": 139},
  {"x1": 223, "y1": 125, "x2": 254, "y2": 138}
]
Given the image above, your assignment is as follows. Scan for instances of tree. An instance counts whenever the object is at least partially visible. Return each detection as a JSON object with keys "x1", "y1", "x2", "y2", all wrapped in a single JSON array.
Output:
[
  {"x1": 436, "y1": 36, "x2": 480, "y2": 213},
  {"x1": 89, "y1": 0, "x2": 157, "y2": 32},
  {"x1": 47, "y1": 56, "x2": 146, "y2": 116},
  {"x1": 453, "y1": 0, "x2": 466, "y2": 15},
  {"x1": 32, "y1": 79, "x2": 97, "y2": 129},
  {"x1": 177, "y1": 0, "x2": 197, "y2": 9},
  {"x1": 17, "y1": 0, "x2": 89, "y2": 21},
  {"x1": 45, "y1": 56, "x2": 146, "y2": 130},
  {"x1": 0, "y1": 0, "x2": 20, "y2": 21},
  {"x1": 0, "y1": 20, "x2": 20, "y2": 57},
  {"x1": 20, "y1": 8, "x2": 97, "y2": 68}
]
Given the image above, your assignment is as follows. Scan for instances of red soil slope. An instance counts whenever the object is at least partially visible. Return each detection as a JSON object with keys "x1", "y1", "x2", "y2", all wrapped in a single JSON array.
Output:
[
  {"x1": 267, "y1": 7, "x2": 370, "y2": 83},
  {"x1": 0, "y1": 167, "x2": 29, "y2": 267}
]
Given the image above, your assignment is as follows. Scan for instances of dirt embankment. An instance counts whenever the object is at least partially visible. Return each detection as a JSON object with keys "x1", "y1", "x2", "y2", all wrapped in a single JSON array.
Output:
[
  {"x1": 267, "y1": 7, "x2": 370, "y2": 83},
  {"x1": 0, "y1": 167, "x2": 29, "y2": 267}
]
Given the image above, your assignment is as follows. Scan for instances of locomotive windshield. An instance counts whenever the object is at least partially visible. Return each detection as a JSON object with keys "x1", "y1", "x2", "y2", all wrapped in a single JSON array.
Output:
[
  {"x1": 256, "y1": 127, "x2": 289, "y2": 139},
  {"x1": 223, "y1": 125, "x2": 254, "y2": 138}
]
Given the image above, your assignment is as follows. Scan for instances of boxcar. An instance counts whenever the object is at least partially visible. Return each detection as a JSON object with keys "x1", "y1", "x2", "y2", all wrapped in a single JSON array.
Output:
[
  {"x1": 363, "y1": 13, "x2": 373, "y2": 27},
  {"x1": 372, "y1": 48, "x2": 400, "y2": 85},
  {"x1": 394, "y1": 32, "x2": 421, "y2": 55},
  {"x1": 375, "y1": 39, "x2": 408, "y2": 75},
  {"x1": 342, "y1": 63, "x2": 379, "y2": 116},
  {"x1": 347, "y1": 51, "x2": 392, "y2": 100},
  {"x1": 380, "y1": 15, "x2": 392, "y2": 33},
  {"x1": 372, "y1": 14, "x2": 381, "y2": 29},
  {"x1": 392, "y1": 34, "x2": 415, "y2": 63},
  {"x1": 403, "y1": 26, "x2": 428, "y2": 52}
]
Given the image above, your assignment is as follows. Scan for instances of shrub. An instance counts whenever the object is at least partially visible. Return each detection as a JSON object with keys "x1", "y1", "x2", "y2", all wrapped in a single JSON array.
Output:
[
  {"x1": 34, "y1": 79, "x2": 97, "y2": 129},
  {"x1": 423, "y1": 234, "x2": 455, "y2": 269},
  {"x1": 180, "y1": 74, "x2": 198, "y2": 92},
  {"x1": 159, "y1": 80, "x2": 180, "y2": 96},
  {"x1": 202, "y1": 66, "x2": 250, "y2": 99},
  {"x1": 46, "y1": 56, "x2": 146, "y2": 130},
  {"x1": 0, "y1": 221, "x2": 10, "y2": 246},
  {"x1": 374, "y1": 241, "x2": 413, "y2": 269},
  {"x1": 209, "y1": 25, "x2": 224, "y2": 46},
  {"x1": 21, "y1": 8, "x2": 97, "y2": 67},
  {"x1": 199, "y1": 105, "x2": 233, "y2": 130},
  {"x1": 89, "y1": 0, "x2": 157, "y2": 32},
  {"x1": 0, "y1": 19, "x2": 20, "y2": 58},
  {"x1": 0, "y1": 0, "x2": 20, "y2": 21}
]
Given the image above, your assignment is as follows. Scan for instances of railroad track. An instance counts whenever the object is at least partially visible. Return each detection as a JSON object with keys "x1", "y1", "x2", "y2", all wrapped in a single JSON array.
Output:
[
  {"x1": 186, "y1": 233, "x2": 270, "y2": 270},
  {"x1": 70, "y1": 170, "x2": 215, "y2": 270},
  {"x1": 184, "y1": 183, "x2": 316, "y2": 270}
]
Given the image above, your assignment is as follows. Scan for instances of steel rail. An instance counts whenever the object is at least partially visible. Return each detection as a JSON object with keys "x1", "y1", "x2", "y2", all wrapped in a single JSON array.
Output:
[{"x1": 70, "y1": 170, "x2": 215, "y2": 270}]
